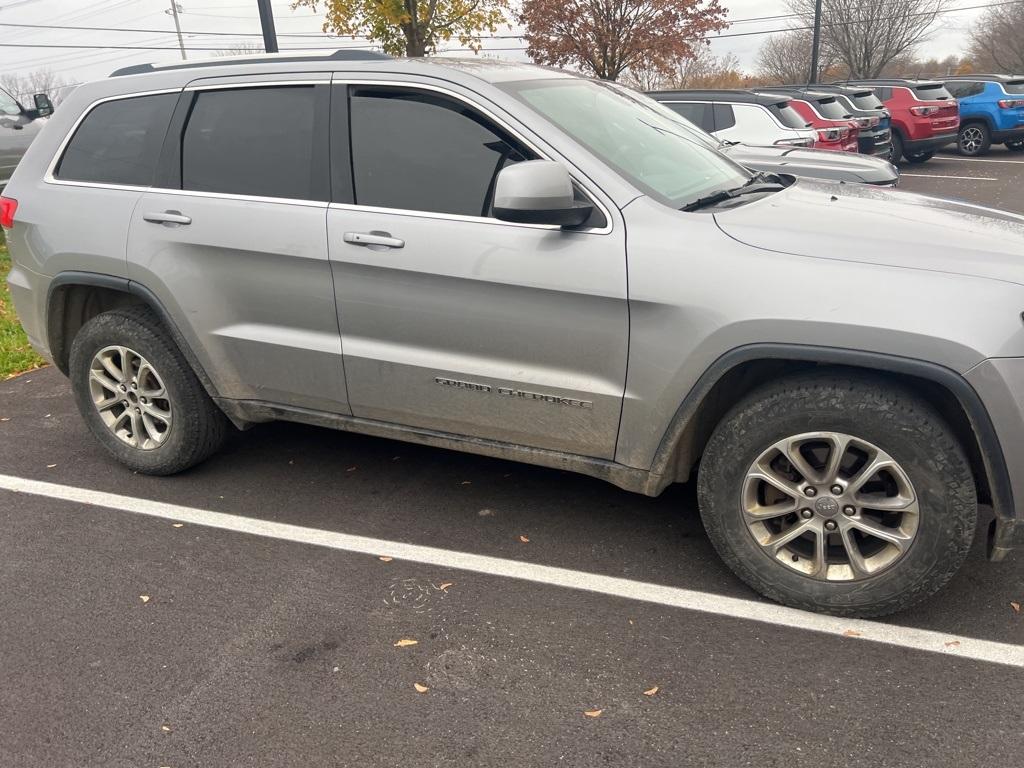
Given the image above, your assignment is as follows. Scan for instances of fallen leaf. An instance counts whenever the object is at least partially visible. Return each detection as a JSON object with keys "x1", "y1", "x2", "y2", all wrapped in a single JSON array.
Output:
[
  {"x1": 378, "y1": 556, "x2": 393, "y2": 562},
  {"x1": 478, "y1": 508, "x2": 495, "y2": 517},
  {"x1": 46, "y1": 464, "x2": 56, "y2": 468},
  {"x1": 160, "y1": 725, "x2": 172, "y2": 732},
  {"x1": 413, "y1": 682, "x2": 429, "y2": 693},
  {"x1": 519, "y1": 535, "x2": 530, "y2": 543},
  {"x1": 393, "y1": 639, "x2": 419, "y2": 647},
  {"x1": 332, "y1": 666, "x2": 340, "y2": 673},
  {"x1": 171, "y1": 523, "x2": 184, "y2": 528},
  {"x1": 643, "y1": 686, "x2": 659, "y2": 696},
  {"x1": 1011, "y1": 601, "x2": 1021, "y2": 614},
  {"x1": 628, "y1": 618, "x2": 634, "y2": 625},
  {"x1": 0, "y1": 417, "x2": 9, "y2": 422},
  {"x1": 842, "y1": 629, "x2": 862, "y2": 637},
  {"x1": 44, "y1": 413, "x2": 51, "y2": 418},
  {"x1": 460, "y1": 480, "x2": 472, "y2": 485},
  {"x1": 139, "y1": 595, "x2": 151, "y2": 603},
  {"x1": 583, "y1": 709, "x2": 603, "y2": 718},
  {"x1": 437, "y1": 582, "x2": 454, "y2": 592},
  {"x1": 346, "y1": 466, "x2": 357, "y2": 472},
  {"x1": 945, "y1": 640, "x2": 961, "y2": 648}
]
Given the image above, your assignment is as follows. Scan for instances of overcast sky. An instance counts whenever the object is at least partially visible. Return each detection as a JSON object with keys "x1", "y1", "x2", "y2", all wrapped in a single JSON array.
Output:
[{"x1": 0, "y1": 0, "x2": 983, "y2": 94}]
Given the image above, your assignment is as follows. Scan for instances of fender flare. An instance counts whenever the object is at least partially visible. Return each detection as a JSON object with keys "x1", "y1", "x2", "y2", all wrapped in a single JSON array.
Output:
[
  {"x1": 45, "y1": 270, "x2": 221, "y2": 401},
  {"x1": 646, "y1": 343, "x2": 1013, "y2": 525}
]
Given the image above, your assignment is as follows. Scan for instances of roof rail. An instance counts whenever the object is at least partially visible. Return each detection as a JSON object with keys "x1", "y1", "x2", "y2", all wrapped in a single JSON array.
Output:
[{"x1": 110, "y1": 48, "x2": 390, "y2": 77}]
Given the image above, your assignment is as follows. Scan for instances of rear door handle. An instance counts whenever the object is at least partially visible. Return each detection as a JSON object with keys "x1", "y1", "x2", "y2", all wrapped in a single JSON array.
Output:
[
  {"x1": 343, "y1": 231, "x2": 404, "y2": 250},
  {"x1": 143, "y1": 210, "x2": 191, "y2": 226}
]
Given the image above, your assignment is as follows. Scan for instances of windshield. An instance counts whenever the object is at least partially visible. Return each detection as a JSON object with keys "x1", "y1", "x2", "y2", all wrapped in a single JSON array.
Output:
[
  {"x1": 0, "y1": 87, "x2": 22, "y2": 117},
  {"x1": 602, "y1": 83, "x2": 722, "y2": 150},
  {"x1": 811, "y1": 98, "x2": 850, "y2": 119},
  {"x1": 499, "y1": 78, "x2": 750, "y2": 209}
]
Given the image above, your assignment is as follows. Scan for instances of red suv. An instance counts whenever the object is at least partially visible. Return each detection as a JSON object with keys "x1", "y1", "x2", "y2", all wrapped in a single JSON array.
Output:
[
  {"x1": 760, "y1": 90, "x2": 860, "y2": 152},
  {"x1": 841, "y1": 79, "x2": 959, "y2": 163}
]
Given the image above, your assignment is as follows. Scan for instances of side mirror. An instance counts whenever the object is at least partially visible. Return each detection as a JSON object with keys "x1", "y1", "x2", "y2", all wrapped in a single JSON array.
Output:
[
  {"x1": 493, "y1": 160, "x2": 593, "y2": 228},
  {"x1": 32, "y1": 93, "x2": 54, "y2": 118}
]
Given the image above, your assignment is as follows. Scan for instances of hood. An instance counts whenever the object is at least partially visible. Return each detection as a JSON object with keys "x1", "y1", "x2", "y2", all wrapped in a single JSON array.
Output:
[
  {"x1": 723, "y1": 143, "x2": 899, "y2": 185},
  {"x1": 714, "y1": 179, "x2": 1024, "y2": 285}
]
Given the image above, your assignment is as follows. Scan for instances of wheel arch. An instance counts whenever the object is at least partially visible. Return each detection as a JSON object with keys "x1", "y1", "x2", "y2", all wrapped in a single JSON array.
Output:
[
  {"x1": 646, "y1": 344, "x2": 1012, "y2": 524},
  {"x1": 46, "y1": 271, "x2": 222, "y2": 404},
  {"x1": 960, "y1": 114, "x2": 995, "y2": 133}
]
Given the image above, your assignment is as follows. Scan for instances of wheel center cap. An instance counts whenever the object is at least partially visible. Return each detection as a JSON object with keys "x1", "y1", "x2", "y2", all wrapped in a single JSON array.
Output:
[{"x1": 814, "y1": 496, "x2": 841, "y2": 518}]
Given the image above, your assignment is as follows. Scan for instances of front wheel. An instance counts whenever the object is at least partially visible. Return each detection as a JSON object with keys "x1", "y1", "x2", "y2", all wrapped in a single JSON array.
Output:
[
  {"x1": 697, "y1": 373, "x2": 977, "y2": 617},
  {"x1": 959, "y1": 123, "x2": 991, "y2": 156}
]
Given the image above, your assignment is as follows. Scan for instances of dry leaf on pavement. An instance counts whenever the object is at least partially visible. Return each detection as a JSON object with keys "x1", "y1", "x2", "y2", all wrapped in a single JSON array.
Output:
[
  {"x1": 139, "y1": 595, "x2": 151, "y2": 603},
  {"x1": 945, "y1": 640, "x2": 961, "y2": 648},
  {"x1": 160, "y1": 725, "x2": 172, "y2": 732},
  {"x1": 172, "y1": 523, "x2": 184, "y2": 528},
  {"x1": 393, "y1": 639, "x2": 419, "y2": 647},
  {"x1": 437, "y1": 582, "x2": 454, "y2": 592},
  {"x1": 378, "y1": 556, "x2": 393, "y2": 562},
  {"x1": 643, "y1": 686, "x2": 659, "y2": 696},
  {"x1": 519, "y1": 535, "x2": 530, "y2": 543},
  {"x1": 414, "y1": 683, "x2": 429, "y2": 693},
  {"x1": 842, "y1": 629, "x2": 862, "y2": 637},
  {"x1": 583, "y1": 709, "x2": 603, "y2": 718},
  {"x1": 1011, "y1": 601, "x2": 1021, "y2": 613}
]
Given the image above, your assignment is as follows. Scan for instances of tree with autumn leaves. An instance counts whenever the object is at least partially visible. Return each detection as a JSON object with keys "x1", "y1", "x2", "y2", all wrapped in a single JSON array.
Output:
[
  {"x1": 292, "y1": 0, "x2": 509, "y2": 57},
  {"x1": 519, "y1": 0, "x2": 729, "y2": 81}
]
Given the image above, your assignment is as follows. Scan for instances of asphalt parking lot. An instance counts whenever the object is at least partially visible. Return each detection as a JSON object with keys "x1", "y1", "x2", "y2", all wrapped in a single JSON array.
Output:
[{"x1": 2, "y1": 146, "x2": 1024, "y2": 768}]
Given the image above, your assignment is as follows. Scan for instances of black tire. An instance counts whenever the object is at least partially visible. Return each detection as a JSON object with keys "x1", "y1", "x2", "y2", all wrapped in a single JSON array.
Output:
[
  {"x1": 904, "y1": 150, "x2": 934, "y2": 163},
  {"x1": 69, "y1": 306, "x2": 228, "y2": 475},
  {"x1": 958, "y1": 122, "x2": 991, "y2": 156},
  {"x1": 696, "y1": 371, "x2": 977, "y2": 618},
  {"x1": 889, "y1": 131, "x2": 904, "y2": 163},
  {"x1": 1006, "y1": 140, "x2": 1024, "y2": 152}
]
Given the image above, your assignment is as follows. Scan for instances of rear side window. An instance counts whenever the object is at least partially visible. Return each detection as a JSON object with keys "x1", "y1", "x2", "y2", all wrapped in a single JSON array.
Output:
[
  {"x1": 56, "y1": 93, "x2": 176, "y2": 186},
  {"x1": 181, "y1": 85, "x2": 320, "y2": 200},
  {"x1": 663, "y1": 102, "x2": 713, "y2": 132},
  {"x1": 769, "y1": 103, "x2": 807, "y2": 128},
  {"x1": 713, "y1": 103, "x2": 736, "y2": 131},
  {"x1": 912, "y1": 84, "x2": 953, "y2": 101},
  {"x1": 349, "y1": 86, "x2": 531, "y2": 217}
]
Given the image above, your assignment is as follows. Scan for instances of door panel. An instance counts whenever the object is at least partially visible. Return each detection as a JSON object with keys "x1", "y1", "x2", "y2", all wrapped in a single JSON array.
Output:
[{"x1": 328, "y1": 207, "x2": 628, "y2": 457}]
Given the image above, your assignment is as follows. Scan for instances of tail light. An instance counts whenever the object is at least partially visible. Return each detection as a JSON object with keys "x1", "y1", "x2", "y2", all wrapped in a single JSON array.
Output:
[
  {"x1": 817, "y1": 127, "x2": 850, "y2": 142},
  {"x1": 999, "y1": 99, "x2": 1024, "y2": 109},
  {"x1": 0, "y1": 196, "x2": 16, "y2": 229},
  {"x1": 909, "y1": 105, "x2": 940, "y2": 117}
]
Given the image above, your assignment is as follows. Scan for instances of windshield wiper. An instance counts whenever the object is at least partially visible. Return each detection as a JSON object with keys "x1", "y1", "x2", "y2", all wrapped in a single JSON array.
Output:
[{"x1": 681, "y1": 174, "x2": 784, "y2": 212}]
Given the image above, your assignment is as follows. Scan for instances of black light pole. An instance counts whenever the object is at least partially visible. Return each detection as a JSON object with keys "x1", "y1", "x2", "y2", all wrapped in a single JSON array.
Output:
[
  {"x1": 257, "y1": 0, "x2": 279, "y2": 53},
  {"x1": 808, "y1": 0, "x2": 823, "y2": 84}
]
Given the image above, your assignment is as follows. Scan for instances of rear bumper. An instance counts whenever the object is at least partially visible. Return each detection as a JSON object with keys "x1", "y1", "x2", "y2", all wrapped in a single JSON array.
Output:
[
  {"x1": 903, "y1": 132, "x2": 958, "y2": 154},
  {"x1": 858, "y1": 128, "x2": 892, "y2": 155},
  {"x1": 992, "y1": 125, "x2": 1024, "y2": 143}
]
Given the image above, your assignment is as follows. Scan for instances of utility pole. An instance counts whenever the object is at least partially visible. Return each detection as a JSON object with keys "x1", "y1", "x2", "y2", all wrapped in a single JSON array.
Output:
[
  {"x1": 808, "y1": 0, "x2": 823, "y2": 84},
  {"x1": 167, "y1": 1, "x2": 186, "y2": 60},
  {"x1": 257, "y1": 0, "x2": 279, "y2": 53}
]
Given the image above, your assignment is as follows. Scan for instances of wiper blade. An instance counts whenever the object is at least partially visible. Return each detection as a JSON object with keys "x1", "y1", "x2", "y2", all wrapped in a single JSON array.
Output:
[{"x1": 681, "y1": 181, "x2": 784, "y2": 212}]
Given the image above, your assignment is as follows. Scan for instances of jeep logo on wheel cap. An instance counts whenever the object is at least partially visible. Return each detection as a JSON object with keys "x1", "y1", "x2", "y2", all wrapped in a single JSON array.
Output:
[{"x1": 814, "y1": 496, "x2": 841, "y2": 518}]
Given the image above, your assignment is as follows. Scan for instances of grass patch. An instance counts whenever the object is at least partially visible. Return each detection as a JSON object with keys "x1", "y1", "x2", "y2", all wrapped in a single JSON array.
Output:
[{"x1": 0, "y1": 239, "x2": 46, "y2": 379}]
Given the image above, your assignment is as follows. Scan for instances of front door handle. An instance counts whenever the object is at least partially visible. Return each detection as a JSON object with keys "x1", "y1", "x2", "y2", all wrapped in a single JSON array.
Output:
[
  {"x1": 143, "y1": 210, "x2": 192, "y2": 226},
  {"x1": 343, "y1": 231, "x2": 404, "y2": 250}
]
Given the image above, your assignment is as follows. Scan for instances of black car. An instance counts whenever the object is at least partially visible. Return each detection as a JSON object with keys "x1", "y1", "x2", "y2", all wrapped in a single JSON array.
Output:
[{"x1": 759, "y1": 85, "x2": 893, "y2": 157}]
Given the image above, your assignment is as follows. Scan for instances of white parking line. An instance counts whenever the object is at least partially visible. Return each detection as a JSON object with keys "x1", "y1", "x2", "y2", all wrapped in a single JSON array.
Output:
[
  {"x1": 2, "y1": 472, "x2": 1022, "y2": 668},
  {"x1": 938, "y1": 157, "x2": 1024, "y2": 164},
  {"x1": 901, "y1": 173, "x2": 998, "y2": 181}
]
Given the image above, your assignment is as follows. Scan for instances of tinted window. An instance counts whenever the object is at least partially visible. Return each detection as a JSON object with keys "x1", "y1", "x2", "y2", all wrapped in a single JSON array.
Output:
[
  {"x1": 662, "y1": 102, "x2": 713, "y2": 132},
  {"x1": 912, "y1": 84, "x2": 953, "y2": 101},
  {"x1": 56, "y1": 93, "x2": 176, "y2": 186},
  {"x1": 849, "y1": 92, "x2": 884, "y2": 110},
  {"x1": 1004, "y1": 80, "x2": 1024, "y2": 94},
  {"x1": 811, "y1": 98, "x2": 849, "y2": 119},
  {"x1": 349, "y1": 87, "x2": 530, "y2": 217},
  {"x1": 182, "y1": 86, "x2": 319, "y2": 200},
  {"x1": 769, "y1": 103, "x2": 808, "y2": 128},
  {"x1": 713, "y1": 103, "x2": 736, "y2": 131}
]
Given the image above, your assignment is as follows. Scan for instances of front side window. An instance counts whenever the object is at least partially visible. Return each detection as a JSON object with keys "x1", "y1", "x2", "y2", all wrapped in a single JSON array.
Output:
[
  {"x1": 348, "y1": 86, "x2": 530, "y2": 217},
  {"x1": 55, "y1": 93, "x2": 177, "y2": 186},
  {"x1": 501, "y1": 78, "x2": 749, "y2": 210},
  {"x1": 181, "y1": 85, "x2": 319, "y2": 200}
]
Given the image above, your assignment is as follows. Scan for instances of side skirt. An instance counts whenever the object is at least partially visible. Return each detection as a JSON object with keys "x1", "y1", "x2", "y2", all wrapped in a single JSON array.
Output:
[{"x1": 216, "y1": 398, "x2": 655, "y2": 496}]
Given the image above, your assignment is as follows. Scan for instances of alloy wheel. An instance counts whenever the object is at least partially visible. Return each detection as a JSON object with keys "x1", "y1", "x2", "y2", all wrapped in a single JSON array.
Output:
[
  {"x1": 88, "y1": 345, "x2": 173, "y2": 450},
  {"x1": 742, "y1": 432, "x2": 920, "y2": 581},
  {"x1": 959, "y1": 126, "x2": 985, "y2": 154}
]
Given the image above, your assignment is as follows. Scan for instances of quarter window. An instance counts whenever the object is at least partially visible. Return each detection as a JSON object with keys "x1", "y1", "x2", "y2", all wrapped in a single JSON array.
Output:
[
  {"x1": 55, "y1": 93, "x2": 177, "y2": 186},
  {"x1": 181, "y1": 85, "x2": 321, "y2": 200},
  {"x1": 348, "y1": 86, "x2": 531, "y2": 217}
]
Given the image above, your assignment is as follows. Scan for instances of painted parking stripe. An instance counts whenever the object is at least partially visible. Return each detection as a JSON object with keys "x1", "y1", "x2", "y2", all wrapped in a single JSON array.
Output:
[
  {"x1": 2, "y1": 472, "x2": 1022, "y2": 668},
  {"x1": 938, "y1": 157, "x2": 1024, "y2": 164},
  {"x1": 901, "y1": 173, "x2": 998, "y2": 180}
]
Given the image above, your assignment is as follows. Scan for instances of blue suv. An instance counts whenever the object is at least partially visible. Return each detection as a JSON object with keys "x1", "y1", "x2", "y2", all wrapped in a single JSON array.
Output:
[{"x1": 944, "y1": 75, "x2": 1024, "y2": 155}]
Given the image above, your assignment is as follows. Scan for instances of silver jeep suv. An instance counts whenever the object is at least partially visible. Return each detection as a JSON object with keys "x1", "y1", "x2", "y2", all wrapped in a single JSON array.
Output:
[{"x1": 5, "y1": 53, "x2": 1024, "y2": 617}]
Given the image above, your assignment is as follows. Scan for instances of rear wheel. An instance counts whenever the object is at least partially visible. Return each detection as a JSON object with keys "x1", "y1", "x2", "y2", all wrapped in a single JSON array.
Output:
[
  {"x1": 696, "y1": 372, "x2": 976, "y2": 617},
  {"x1": 1006, "y1": 139, "x2": 1024, "y2": 152},
  {"x1": 69, "y1": 306, "x2": 228, "y2": 475},
  {"x1": 904, "y1": 150, "x2": 934, "y2": 163},
  {"x1": 958, "y1": 122, "x2": 991, "y2": 156},
  {"x1": 889, "y1": 132, "x2": 904, "y2": 163}
]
